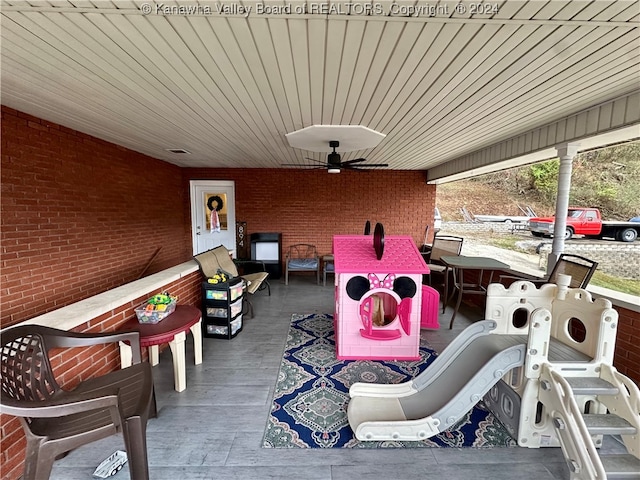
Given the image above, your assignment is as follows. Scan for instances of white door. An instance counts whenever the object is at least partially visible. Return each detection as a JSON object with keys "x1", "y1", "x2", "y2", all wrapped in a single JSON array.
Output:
[{"x1": 190, "y1": 180, "x2": 236, "y2": 256}]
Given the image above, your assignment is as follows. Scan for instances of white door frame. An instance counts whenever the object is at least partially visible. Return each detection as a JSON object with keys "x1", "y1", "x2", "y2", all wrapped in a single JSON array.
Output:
[{"x1": 190, "y1": 180, "x2": 236, "y2": 256}]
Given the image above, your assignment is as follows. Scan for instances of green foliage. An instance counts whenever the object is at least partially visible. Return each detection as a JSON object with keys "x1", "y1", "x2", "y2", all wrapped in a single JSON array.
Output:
[
  {"x1": 475, "y1": 142, "x2": 640, "y2": 220},
  {"x1": 571, "y1": 143, "x2": 640, "y2": 219},
  {"x1": 486, "y1": 237, "x2": 522, "y2": 251},
  {"x1": 591, "y1": 271, "x2": 640, "y2": 296},
  {"x1": 528, "y1": 160, "x2": 560, "y2": 202}
]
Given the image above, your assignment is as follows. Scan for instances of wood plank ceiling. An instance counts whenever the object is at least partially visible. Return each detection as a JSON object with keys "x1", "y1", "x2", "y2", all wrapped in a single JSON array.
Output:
[{"x1": 1, "y1": 0, "x2": 639, "y2": 175}]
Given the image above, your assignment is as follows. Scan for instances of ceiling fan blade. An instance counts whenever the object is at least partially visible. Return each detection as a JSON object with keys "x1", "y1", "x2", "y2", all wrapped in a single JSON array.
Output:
[
  {"x1": 281, "y1": 163, "x2": 326, "y2": 169},
  {"x1": 282, "y1": 156, "x2": 328, "y2": 167},
  {"x1": 304, "y1": 158, "x2": 328, "y2": 165},
  {"x1": 344, "y1": 163, "x2": 389, "y2": 169},
  {"x1": 340, "y1": 158, "x2": 368, "y2": 166}
]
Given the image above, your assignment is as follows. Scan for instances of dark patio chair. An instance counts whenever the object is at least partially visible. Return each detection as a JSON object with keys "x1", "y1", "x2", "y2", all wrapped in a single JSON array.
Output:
[
  {"x1": 323, "y1": 255, "x2": 335, "y2": 287},
  {"x1": 0, "y1": 325, "x2": 155, "y2": 480},
  {"x1": 499, "y1": 253, "x2": 598, "y2": 289},
  {"x1": 422, "y1": 235, "x2": 464, "y2": 286},
  {"x1": 285, "y1": 243, "x2": 320, "y2": 285}
]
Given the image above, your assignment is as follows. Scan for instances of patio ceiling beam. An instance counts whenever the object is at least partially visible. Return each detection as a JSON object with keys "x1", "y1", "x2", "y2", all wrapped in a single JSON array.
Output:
[{"x1": 425, "y1": 91, "x2": 640, "y2": 184}]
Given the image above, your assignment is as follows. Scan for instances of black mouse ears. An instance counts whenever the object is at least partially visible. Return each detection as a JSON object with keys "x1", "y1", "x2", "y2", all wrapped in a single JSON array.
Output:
[
  {"x1": 346, "y1": 274, "x2": 417, "y2": 300},
  {"x1": 363, "y1": 221, "x2": 384, "y2": 260}
]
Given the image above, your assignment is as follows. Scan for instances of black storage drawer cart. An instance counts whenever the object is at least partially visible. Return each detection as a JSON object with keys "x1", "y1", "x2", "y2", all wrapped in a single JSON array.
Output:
[{"x1": 201, "y1": 277, "x2": 244, "y2": 339}]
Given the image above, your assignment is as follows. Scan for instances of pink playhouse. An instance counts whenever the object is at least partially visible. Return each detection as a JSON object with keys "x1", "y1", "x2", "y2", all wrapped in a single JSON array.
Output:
[{"x1": 333, "y1": 233, "x2": 433, "y2": 360}]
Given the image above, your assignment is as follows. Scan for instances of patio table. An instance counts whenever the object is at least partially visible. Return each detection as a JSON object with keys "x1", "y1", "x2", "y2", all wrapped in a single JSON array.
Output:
[
  {"x1": 118, "y1": 305, "x2": 202, "y2": 392},
  {"x1": 440, "y1": 255, "x2": 510, "y2": 329}
]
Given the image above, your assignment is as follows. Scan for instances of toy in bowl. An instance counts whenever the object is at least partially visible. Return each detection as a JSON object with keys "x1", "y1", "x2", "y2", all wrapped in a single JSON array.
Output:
[{"x1": 135, "y1": 293, "x2": 177, "y2": 324}]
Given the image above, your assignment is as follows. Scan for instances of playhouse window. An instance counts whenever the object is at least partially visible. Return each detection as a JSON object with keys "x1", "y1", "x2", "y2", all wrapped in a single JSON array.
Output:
[{"x1": 369, "y1": 292, "x2": 398, "y2": 327}]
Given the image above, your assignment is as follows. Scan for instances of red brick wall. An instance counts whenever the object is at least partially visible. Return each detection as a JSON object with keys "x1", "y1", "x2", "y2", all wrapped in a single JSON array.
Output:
[
  {"x1": 2, "y1": 107, "x2": 437, "y2": 327},
  {"x1": 185, "y1": 168, "x2": 437, "y2": 259},
  {"x1": 0, "y1": 271, "x2": 201, "y2": 480},
  {"x1": 1, "y1": 107, "x2": 193, "y2": 327},
  {"x1": 615, "y1": 306, "x2": 640, "y2": 383}
]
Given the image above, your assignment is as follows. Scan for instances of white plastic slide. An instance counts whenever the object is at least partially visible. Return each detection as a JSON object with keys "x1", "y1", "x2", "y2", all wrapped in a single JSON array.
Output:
[{"x1": 347, "y1": 320, "x2": 527, "y2": 441}]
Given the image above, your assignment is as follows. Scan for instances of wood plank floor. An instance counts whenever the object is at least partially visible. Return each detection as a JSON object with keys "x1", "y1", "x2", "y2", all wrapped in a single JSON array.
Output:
[{"x1": 50, "y1": 276, "x2": 627, "y2": 480}]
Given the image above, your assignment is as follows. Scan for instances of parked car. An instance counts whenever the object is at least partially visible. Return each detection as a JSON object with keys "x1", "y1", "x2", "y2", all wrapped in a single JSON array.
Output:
[
  {"x1": 434, "y1": 207, "x2": 442, "y2": 233},
  {"x1": 528, "y1": 207, "x2": 640, "y2": 242}
]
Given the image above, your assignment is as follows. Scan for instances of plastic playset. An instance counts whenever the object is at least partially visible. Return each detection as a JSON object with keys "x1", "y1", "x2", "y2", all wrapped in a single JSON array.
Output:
[{"x1": 346, "y1": 274, "x2": 639, "y2": 478}]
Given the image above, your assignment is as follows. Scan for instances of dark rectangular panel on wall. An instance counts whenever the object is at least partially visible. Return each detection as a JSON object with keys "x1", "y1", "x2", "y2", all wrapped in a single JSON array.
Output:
[
  {"x1": 250, "y1": 232, "x2": 282, "y2": 279},
  {"x1": 236, "y1": 221, "x2": 249, "y2": 259}
]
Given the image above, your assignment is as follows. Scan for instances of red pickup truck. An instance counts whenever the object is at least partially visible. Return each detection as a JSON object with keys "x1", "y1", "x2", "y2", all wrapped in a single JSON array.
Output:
[{"x1": 528, "y1": 208, "x2": 640, "y2": 242}]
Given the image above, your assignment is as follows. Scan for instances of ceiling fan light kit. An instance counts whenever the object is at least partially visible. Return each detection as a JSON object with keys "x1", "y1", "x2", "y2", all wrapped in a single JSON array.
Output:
[
  {"x1": 283, "y1": 126, "x2": 388, "y2": 173},
  {"x1": 285, "y1": 125, "x2": 386, "y2": 152}
]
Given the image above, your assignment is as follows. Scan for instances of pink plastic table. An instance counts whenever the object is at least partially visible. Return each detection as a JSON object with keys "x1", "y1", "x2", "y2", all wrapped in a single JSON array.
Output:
[{"x1": 119, "y1": 305, "x2": 202, "y2": 392}]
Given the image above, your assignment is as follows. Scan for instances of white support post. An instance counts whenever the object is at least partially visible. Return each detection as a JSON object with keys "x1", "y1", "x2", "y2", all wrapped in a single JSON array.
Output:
[{"x1": 549, "y1": 143, "x2": 580, "y2": 272}]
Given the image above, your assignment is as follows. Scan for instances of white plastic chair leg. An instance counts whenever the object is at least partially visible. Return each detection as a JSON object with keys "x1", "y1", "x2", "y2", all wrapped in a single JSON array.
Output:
[
  {"x1": 118, "y1": 341, "x2": 133, "y2": 369},
  {"x1": 168, "y1": 331, "x2": 187, "y2": 392},
  {"x1": 190, "y1": 319, "x2": 203, "y2": 365}
]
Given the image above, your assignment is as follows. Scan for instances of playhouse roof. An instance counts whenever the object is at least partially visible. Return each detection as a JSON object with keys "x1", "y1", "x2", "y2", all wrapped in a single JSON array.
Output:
[{"x1": 333, "y1": 235, "x2": 428, "y2": 274}]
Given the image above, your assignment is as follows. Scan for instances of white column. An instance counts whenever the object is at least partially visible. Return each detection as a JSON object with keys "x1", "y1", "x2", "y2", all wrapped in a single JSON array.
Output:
[{"x1": 549, "y1": 143, "x2": 580, "y2": 272}]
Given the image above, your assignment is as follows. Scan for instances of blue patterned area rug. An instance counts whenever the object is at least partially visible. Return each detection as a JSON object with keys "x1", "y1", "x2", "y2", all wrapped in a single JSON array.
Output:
[{"x1": 262, "y1": 313, "x2": 516, "y2": 449}]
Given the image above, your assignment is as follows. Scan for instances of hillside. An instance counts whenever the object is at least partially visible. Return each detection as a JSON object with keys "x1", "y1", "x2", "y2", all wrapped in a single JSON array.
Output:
[
  {"x1": 436, "y1": 179, "x2": 552, "y2": 221},
  {"x1": 437, "y1": 142, "x2": 640, "y2": 221}
]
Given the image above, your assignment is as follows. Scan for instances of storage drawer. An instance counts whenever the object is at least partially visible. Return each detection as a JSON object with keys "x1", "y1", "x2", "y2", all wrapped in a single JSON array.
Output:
[
  {"x1": 202, "y1": 278, "x2": 243, "y2": 301},
  {"x1": 206, "y1": 306, "x2": 227, "y2": 318},
  {"x1": 229, "y1": 298, "x2": 242, "y2": 318},
  {"x1": 229, "y1": 282, "x2": 244, "y2": 301},
  {"x1": 230, "y1": 316, "x2": 242, "y2": 335},
  {"x1": 204, "y1": 315, "x2": 243, "y2": 338},
  {"x1": 205, "y1": 299, "x2": 242, "y2": 319},
  {"x1": 205, "y1": 289, "x2": 229, "y2": 301},
  {"x1": 205, "y1": 323, "x2": 229, "y2": 336}
]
